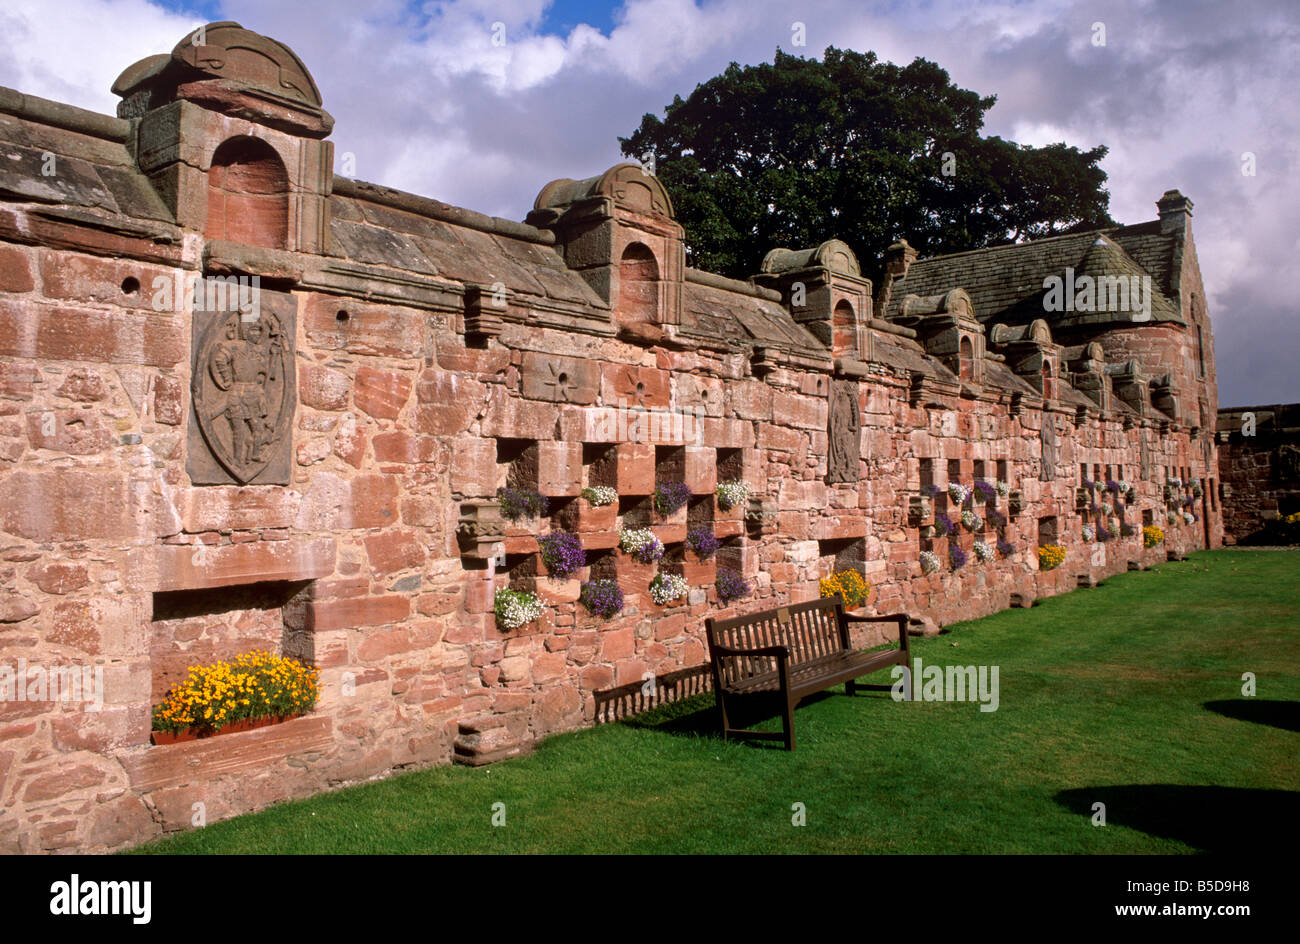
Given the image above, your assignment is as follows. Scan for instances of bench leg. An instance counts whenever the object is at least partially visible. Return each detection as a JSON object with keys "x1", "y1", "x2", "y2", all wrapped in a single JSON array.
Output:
[
  {"x1": 782, "y1": 698, "x2": 796, "y2": 751},
  {"x1": 845, "y1": 679, "x2": 856, "y2": 697}
]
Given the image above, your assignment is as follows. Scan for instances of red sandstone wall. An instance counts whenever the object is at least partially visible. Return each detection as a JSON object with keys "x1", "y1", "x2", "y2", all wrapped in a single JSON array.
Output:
[{"x1": 0, "y1": 230, "x2": 1214, "y2": 851}]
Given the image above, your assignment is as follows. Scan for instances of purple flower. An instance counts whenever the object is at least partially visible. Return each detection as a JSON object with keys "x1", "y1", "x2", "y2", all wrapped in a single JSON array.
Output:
[
  {"x1": 949, "y1": 545, "x2": 968, "y2": 569},
  {"x1": 496, "y1": 485, "x2": 548, "y2": 522},
  {"x1": 715, "y1": 569, "x2": 750, "y2": 603},
  {"x1": 1106, "y1": 480, "x2": 1121, "y2": 494},
  {"x1": 686, "y1": 527, "x2": 719, "y2": 559},
  {"x1": 1115, "y1": 500, "x2": 1126, "y2": 516},
  {"x1": 934, "y1": 513, "x2": 957, "y2": 537},
  {"x1": 996, "y1": 538, "x2": 1015, "y2": 557},
  {"x1": 580, "y1": 579, "x2": 624, "y2": 618},
  {"x1": 923, "y1": 483, "x2": 942, "y2": 498},
  {"x1": 973, "y1": 481, "x2": 998, "y2": 504},
  {"x1": 1096, "y1": 526, "x2": 1112, "y2": 542},
  {"x1": 1080, "y1": 478, "x2": 1094, "y2": 490},
  {"x1": 538, "y1": 531, "x2": 585, "y2": 577},
  {"x1": 986, "y1": 508, "x2": 1006, "y2": 529},
  {"x1": 653, "y1": 480, "x2": 692, "y2": 517},
  {"x1": 1089, "y1": 503, "x2": 1102, "y2": 516}
]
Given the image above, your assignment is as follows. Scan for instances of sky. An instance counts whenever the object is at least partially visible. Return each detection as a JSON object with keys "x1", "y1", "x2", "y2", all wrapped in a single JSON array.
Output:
[{"x1": 0, "y1": 0, "x2": 1296, "y2": 407}]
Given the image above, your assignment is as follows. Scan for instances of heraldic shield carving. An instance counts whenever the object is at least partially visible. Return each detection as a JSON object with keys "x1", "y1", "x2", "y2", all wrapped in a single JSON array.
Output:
[{"x1": 187, "y1": 292, "x2": 296, "y2": 485}]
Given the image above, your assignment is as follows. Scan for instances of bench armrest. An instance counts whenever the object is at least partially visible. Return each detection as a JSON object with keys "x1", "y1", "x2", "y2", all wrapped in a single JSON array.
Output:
[{"x1": 842, "y1": 612, "x2": 910, "y2": 647}]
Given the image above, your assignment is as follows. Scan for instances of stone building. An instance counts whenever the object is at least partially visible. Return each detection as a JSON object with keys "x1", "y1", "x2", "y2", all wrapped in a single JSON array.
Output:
[
  {"x1": 0, "y1": 23, "x2": 1221, "y2": 852},
  {"x1": 1216, "y1": 403, "x2": 1300, "y2": 542}
]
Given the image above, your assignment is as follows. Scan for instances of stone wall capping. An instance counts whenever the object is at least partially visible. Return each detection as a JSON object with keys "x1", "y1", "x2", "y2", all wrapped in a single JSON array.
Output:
[
  {"x1": 0, "y1": 85, "x2": 131, "y2": 143},
  {"x1": 333, "y1": 176, "x2": 555, "y2": 246},
  {"x1": 684, "y1": 266, "x2": 782, "y2": 302}
]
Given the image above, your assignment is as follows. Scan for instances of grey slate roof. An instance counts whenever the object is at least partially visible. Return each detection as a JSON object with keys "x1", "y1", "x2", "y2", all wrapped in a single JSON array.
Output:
[{"x1": 884, "y1": 223, "x2": 1184, "y2": 329}]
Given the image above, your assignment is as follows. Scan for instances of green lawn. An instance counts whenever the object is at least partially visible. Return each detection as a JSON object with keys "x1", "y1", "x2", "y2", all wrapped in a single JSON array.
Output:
[{"x1": 130, "y1": 549, "x2": 1299, "y2": 854}]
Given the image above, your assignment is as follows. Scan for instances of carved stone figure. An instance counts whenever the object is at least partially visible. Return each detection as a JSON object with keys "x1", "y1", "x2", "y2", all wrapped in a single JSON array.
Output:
[
  {"x1": 1039, "y1": 415, "x2": 1058, "y2": 481},
  {"x1": 827, "y1": 379, "x2": 861, "y2": 484},
  {"x1": 189, "y1": 296, "x2": 295, "y2": 485}
]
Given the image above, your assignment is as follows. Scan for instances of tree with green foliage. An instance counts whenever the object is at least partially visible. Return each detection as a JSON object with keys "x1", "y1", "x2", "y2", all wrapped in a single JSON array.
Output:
[{"x1": 619, "y1": 47, "x2": 1114, "y2": 283}]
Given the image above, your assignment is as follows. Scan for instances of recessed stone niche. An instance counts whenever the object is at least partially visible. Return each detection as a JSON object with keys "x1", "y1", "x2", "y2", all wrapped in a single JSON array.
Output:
[{"x1": 150, "y1": 580, "x2": 312, "y2": 701}]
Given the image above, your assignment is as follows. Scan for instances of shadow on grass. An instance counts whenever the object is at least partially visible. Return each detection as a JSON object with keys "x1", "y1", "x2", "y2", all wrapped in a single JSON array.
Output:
[
  {"x1": 622, "y1": 690, "x2": 860, "y2": 750},
  {"x1": 1055, "y1": 785, "x2": 1300, "y2": 852},
  {"x1": 1204, "y1": 699, "x2": 1300, "y2": 732}
]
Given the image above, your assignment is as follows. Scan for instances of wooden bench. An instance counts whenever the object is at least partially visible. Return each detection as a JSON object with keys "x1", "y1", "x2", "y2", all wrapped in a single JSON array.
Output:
[{"x1": 704, "y1": 594, "x2": 911, "y2": 750}]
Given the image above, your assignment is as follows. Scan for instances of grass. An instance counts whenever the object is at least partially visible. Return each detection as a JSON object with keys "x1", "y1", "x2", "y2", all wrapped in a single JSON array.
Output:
[{"x1": 130, "y1": 549, "x2": 1299, "y2": 854}]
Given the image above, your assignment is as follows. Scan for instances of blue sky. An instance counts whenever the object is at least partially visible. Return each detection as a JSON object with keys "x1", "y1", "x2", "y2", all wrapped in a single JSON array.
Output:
[{"x1": 0, "y1": 0, "x2": 1297, "y2": 406}]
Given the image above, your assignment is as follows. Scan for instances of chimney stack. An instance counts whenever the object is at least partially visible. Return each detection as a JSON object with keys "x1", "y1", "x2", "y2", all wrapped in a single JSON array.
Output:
[
  {"x1": 874, "y1": 238, "x2": 919, "y2": 318},
  {"x1": 1156, "y1": 190, "x2": 1193, "y2": 238}
]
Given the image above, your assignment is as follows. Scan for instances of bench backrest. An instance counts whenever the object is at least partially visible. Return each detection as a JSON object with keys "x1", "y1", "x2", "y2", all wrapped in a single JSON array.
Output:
[{"x1": 705, "y1": 595, "x2": 849, "y2": 686}]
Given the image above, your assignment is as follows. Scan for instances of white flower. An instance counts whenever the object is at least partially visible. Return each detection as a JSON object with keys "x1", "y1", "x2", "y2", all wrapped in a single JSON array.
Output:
[
  {"x1": 716, "y1": 480, "x2": 751, "y2": 510},
  {"x1": 1101, "y1": 502, "x2": 1113, "y2": 516},
  {"x1": 995, "y1": 480, "x2": 1010, "y2": 497},
  {"x1": 961, "y1": 509, "x2": 981, "y2": 531},
  {"x1": 920, "y1": 550, "x2": 941, "y2": 575},
  {"x1": 947, "y1": 483, "x2": 970, "y2": 505},
  {"x1": 649, "y1": 572, "x2": 689, "y2": 605},
  {"x1": 1167, "y1": 511, "x2": 1178, "y2": 525},
  {"x1": 1082, "y1": 525, "x2": 1095, "y2": 541},
  {"x1": 494, "y1": 588, "x2": 543, "y2": 630},
  {"x1": 973, "y1": 540, "x2": 993, "y2": 562},
  {"x1": 582, "y1": 485, "x2": 618, "y2": 506},
  {"x1": 1117, "y1": 480, "x2": 1131, "y2": 494},
  {"x1": 619, "y1": 528, "x2": 663, "y2": 560},
  {"x1": 1183, "y1": 512, "x2": 1194, "y2": 524}
]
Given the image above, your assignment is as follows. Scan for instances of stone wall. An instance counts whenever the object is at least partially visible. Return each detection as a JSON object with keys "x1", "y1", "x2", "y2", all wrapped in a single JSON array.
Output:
[
  {"x1": 1216, "y1": 404, "x2": 1300, "y2": 542},
  {"x1": 0, "y1": 22, "x2": 1222, "y2": 852}
]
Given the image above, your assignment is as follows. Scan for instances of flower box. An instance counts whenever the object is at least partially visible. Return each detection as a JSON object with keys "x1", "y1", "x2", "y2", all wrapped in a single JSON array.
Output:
[{"x1": 151, "y1": 715, "x2": 291, "y2": 746}]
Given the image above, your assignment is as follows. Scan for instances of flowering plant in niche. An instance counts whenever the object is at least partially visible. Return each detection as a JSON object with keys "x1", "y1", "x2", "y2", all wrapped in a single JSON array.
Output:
[
  {"x1": 920, "y1": 550, "x2": 941, "y2": 574},
  {"x1": 973, "y1": 540, "x2": 993, "y2": 563},
  {"x1": 654, "y1": 480, "x2": 691, "y2": 517},
  {"x1": 497, "y1": 485, "x2": 547, "y2": 522},
  {"x1": 493, "y1": 588, "x2": 543, "y2": 631},
  {"x1": 947, "y1": 483, "x2": 970, "y2": 505},
  {"x1": 538, "y1": 531, "x2": 585, "y2": 577},
  {"x1": 1096, "y1": 525, "x2": 1112, "y2": 542},
  {"x1": 152, "y1": 651, "x2": 318, "y2": 736},
  {"x1": 580, "y1": 579, "x2": 624, "y2": 618},
  {"x1": 996, "y1": 537, "x2": 1015, "y2": 558},
  {"x1": 1038, "y1": 544, "x2": 1066, "y2": 570},
  {"x1": 581, "y1": 485, "x2": 618, "y2": 507},
  {"x1": 1143, "y1": 525, "x2": 1164, "y2": 547},
  {"x1": 949, "y1": 545, "x2": 968, "y2": 569},
  {"x1": 619, "y1": 528, "x2": 664, "y2": 564},
  {"x1": 819, "y1": 570, "x2": 869, "y2": 609},
  {"x1": 715, "y1": 569, "x2": 750, "y2": 603},
  {"x1": 1182, "y1": 511, "x2": 1195, "y2": 525},
  {"x1": 934, "y1": 513, "x2": 957, "y2": 538},
  {"x1": 686, "y1": 527, "x2": 719, "y2": 559},
  {"x1": 1117, "y1": 480, "x2": 1132, "y2": 495},
  {"x1": 649, "y1": 572, "x2": 688, "y2": 605},
  {"x1": 985, "y1": 507, "x2": 1006, "y2": 529},
  {"x1": 973, "y1": 481, "x2": 997, "y2": 504},
  {"x1": 923, "y1": 483, "x2": 943, "y2": 498},
  {"x1": 995, "y1": 480, "x2": 1010, "y2": 498},
  {"x1": 1167, "y1": 511, "x2": 1178, "y2": 525},
  {"x1": 1081, "y1": 524, "x2": 1095, "y2": 542},
  {"x1": 961, "y1": 509, "x2": 981, "y2": 531},
  {"x1": 715, "y1": 480, "x2": 751, "y2": 511}
]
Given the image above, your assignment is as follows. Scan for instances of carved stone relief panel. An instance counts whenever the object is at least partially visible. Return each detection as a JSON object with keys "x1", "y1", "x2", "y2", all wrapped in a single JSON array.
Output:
[
  {"x1": 188, "y1": 288, "x2": 296, "y2": 485},
  {"x1": 826, "y1": 379, "x2": 861, "y2": 485}
]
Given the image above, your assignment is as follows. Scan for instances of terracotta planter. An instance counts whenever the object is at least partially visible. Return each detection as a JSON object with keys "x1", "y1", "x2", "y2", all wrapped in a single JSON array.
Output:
[{"x1": 151, "y1": 714, "x2": 289, "y2": 746}]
